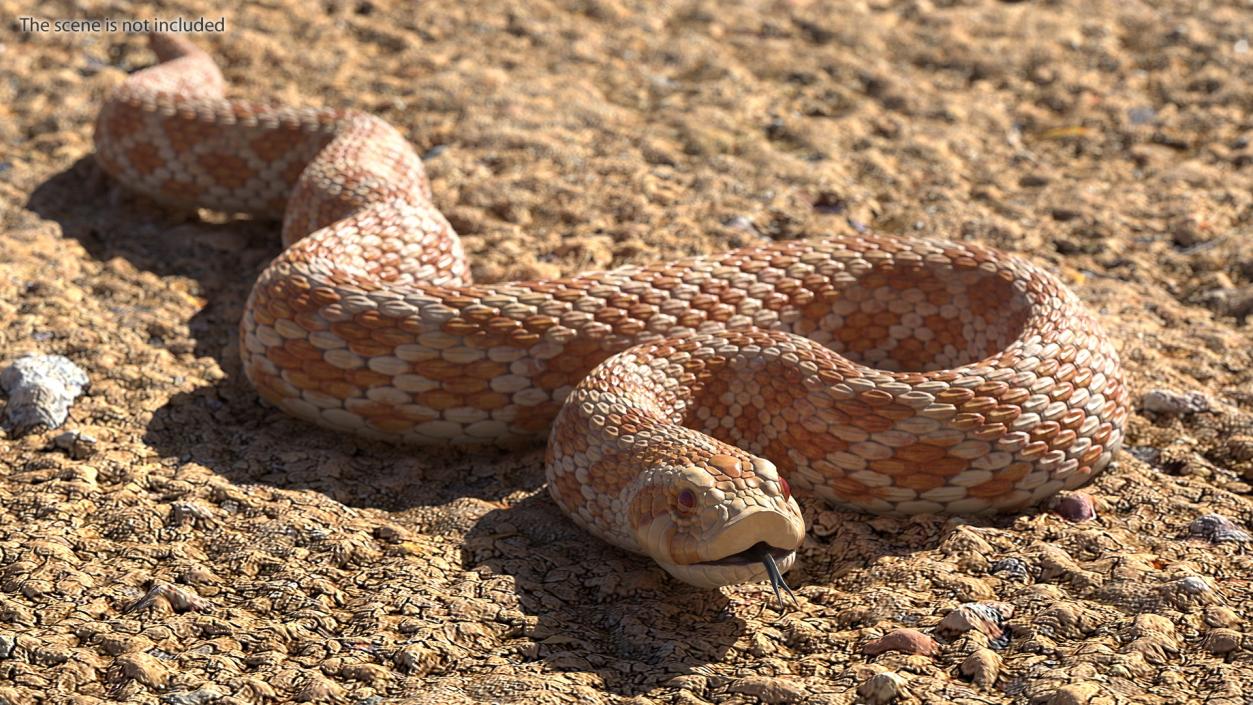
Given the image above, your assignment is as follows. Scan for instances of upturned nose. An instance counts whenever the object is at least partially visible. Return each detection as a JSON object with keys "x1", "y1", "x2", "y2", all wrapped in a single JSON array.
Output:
[{"x1": 698, "y1": 502, "x2": 805, "y2": 563}]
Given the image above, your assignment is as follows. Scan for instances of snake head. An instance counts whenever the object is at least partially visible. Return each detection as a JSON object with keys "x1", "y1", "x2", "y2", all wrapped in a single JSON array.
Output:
[{"x1": 630, "y1": 452, "x2": 805, "y2": 589}]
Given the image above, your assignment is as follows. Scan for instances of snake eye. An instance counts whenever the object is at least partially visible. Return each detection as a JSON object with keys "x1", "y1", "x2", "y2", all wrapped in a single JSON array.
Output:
[
  {"x1": 779, "y1": 476, "x2": 792, "y2": 501},
  {"x1": 677, "y1": 489, "x2": 696, "y2": 510}
]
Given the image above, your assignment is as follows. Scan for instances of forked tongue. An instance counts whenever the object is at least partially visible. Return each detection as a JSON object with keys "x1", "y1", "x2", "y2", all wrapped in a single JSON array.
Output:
[{"x1": 742, "y1": 543, "x2": 798, "y2": 610}]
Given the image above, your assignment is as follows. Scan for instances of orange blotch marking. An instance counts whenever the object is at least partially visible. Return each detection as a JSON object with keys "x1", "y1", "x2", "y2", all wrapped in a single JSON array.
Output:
[
  {"x1": 442, "y1": 319, "x2": 482, "y2": 336},
  {"x1": 972, "y1": 423, "x2": 1008, "y2": 441},
  {"x1": 348, "y1": 340, "x2": 395, "y2": 358},
  {"x1": 513, "y1": 402, "x2": 561, "y2": 433},
  {"x1": 466, "y1": 360, "x2": 508, "y2": 380},
  {"x1": 283, "y1": 369, "x2": 317, "y2": 390},
  {"x1": 283, "y1": 338, "x2": 326, "y2": 361},
  {"x1": 951, "y1": 413, "x2": 984, "y2": 430},
  {"x1": 345, "y1": 400, "x2": 395, "y2": 417},
  {"x1": 830, "y1": 477, "x2": 872, "y2": 498},
  {"x1": 124, "y1": 142, "x2": 163, "y2": 173},
  {"x1": 895, "y1": 443, "x2": 948, "y2": 464},
  {"x1": 896, "y1": 473, "x2": 945, "y2": 492},
  {"x1": 355, "y1": 309, "x2": 396, "y2": 329},
  {"x1": 267, "y1": 347, "x2": 303, "y2": 370},
  {"x1": 876, "y1": 403, "x2": 917, "y2": 421},
  {"x1": 369, "y1": 417, "x2": 419, "y2": 434},
  {"x1": 968, "y1": 478, "x2": 1014, "y2": 499},
  {"x1": 868, "y1": 458, "x2": 912, "y2": 476},
  {"x1": 330, "y1": 321, "x2": 372, "y2": 342},
  {"x1": 999, "y1": 463, "x2": 1031, "y2": 482},
  {"x1": 1052, "y1": 429, "x2": 1077, "y2": 449},
  {"x1": 319, "y1": 381, "x2": 361, "y2": 399},
  {"x1": 252, "y1": 307, "x2": 277, "y2": 327},
  {"x1": 266, "y1": 299, "x2": 295, "y2": 319},
  {"x1": 925, "y1": 456, "x2": 970, "y2": 477},
  {"x1": 293, "y1": 311, "x2": 329, "y2": 332},
  {"x1": 248, "y1": 127, "x2": 307, "y2": 164},
  {"x1": 196, "y1": 152, "x2": 253, "y2": 189},
  {"x1": 444, "y1": 377, "x2": 488, "y2": 395},
  {"x1": 301, "y1": 359, "x2": 348, "y2": 381},
  {"x1": 851, "y1": 414, "x2": 894, "y2": 433},
  {"x1": 536, "y1": 371, "x2": 570, "y2": 390},
  {"x1": 411, "y1": 359, "x2": 464, "y2": 381},
  {"x1": 371, "y1": 327, "x2": 417, "y2": 346},
  {"x1": 160, "y1": 180, "x2": 202, "y2": 204},
  {"x1": 417, "y1": 390, "x2": 462, "y2": 411},
  {"x1": 467, "y1": 392, "x2": 510, "y2": 411},
  {"x1": 1080, "y1": 445, "x2": 1104, "y2": 465},
  {"x1": 308, "y1": 288, "x2": 341, "y2": 307},
  {"x1": 349, "y1": 369, "x2": 396, "y2": 387}
]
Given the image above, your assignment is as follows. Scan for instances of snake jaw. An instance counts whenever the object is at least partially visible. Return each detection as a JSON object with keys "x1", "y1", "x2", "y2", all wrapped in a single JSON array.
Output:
[
  {"x1": 638, "y1": 490, "x2": 806, "y2": 588},
  {"x1": 656, "y1": 546, "x2": 799, "y2": 589}
]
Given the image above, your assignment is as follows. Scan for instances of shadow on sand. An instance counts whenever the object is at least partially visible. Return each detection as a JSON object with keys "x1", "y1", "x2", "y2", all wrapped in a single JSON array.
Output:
[{"x1": 24, "y1": 156, "x2": 784, "y2": 694}]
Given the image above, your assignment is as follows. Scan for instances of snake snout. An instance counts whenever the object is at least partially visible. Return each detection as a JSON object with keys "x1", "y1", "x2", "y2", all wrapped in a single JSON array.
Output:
[
  {"x1": 700, "y1": 504, "x2": 805, "y2": 564},
  {"x1": 645, "y1": 487, "x2": 806, "y2": 588}
]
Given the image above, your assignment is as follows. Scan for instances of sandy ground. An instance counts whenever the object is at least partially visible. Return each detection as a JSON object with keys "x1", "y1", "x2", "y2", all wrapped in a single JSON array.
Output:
[{"x1": 1, "y1": 0, "x2": 1251, "y2": 703}]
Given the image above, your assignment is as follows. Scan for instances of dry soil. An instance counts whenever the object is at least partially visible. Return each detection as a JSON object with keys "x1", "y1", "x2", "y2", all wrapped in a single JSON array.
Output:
[{"x1": 1, "y1": 0, "x2": 1251, "y2": 703}]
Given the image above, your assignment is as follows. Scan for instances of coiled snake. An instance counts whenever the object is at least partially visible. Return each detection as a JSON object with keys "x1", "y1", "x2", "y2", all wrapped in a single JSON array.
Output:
[{"x1": 95, "y1": 34, "x2": 1130, "y2": 598}]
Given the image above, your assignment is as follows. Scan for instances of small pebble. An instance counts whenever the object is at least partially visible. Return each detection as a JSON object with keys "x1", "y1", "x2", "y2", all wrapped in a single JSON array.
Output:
[
  {"x1": 114, "y1": 652, "x2": 170, "y2": 689},
  {"x1": 1187, "y1": 514, "x2": 1250, "y2": 543},
  {"x1": 1202, "y1": 628, "x2": 1243, "y2": 655},
  {"x1": 665, "y1": 674, "x2": 706, "y2": 693},
  {"x1": 394, "y1": 644, "x2": 439, "y2": 676},
  {"x1": 862, "y1": 628, "x2": 938, "y2": 657},
  {"x1": 0, "y1": 354, "x2": 90, "y2": 435},
  {"x1": 939, "y1": 602, "x2": 1014, "y2": 647},
  {"x1": 856, "y1": 672, "x2": 911, "y2": 705},
  {"x1": 812, "y1": 192, "x2": 847, "y2": 214},
  {"x1": 295, "y1": 675, "x2": 346, "y2": 702},
  {"x1": 989, "y1": 557, "x2": 1031, "y2": 582},
  {"x1": 1227, "y1": 436, "x2": 1253, "y2": 462},
  {"x1": 1124, "y1": 631, "x2": 1178, "y2": 665},
  {"x1": 0, "y1": 635, "x2": 14, "y2": 659},
  {"x1": 727, "y1": 675, "x2": 807, "y2": 704},
  {"x1": 1123, "y1": 614, "x2": 1179, "y2": 664},
  {"x1": 1050, "y1": 492, "x2": 1097, "y2": 522},
  {"x1": 1214, "y1": 287, "x2": 1253, "y2": 320},
  {"x1": 53, "y1": 429, "x2": 97, "y2": 459},
  {"x1": 1046, "y1": 682, "x2": 1101, "y2": 705},
  {"x1": 1132, "y1": 613, "x2": 1176, "y2": 637},
  {"x1": 1140, "y1": 389, "x2": 1211, "y2": 415},
  {"x1": 1173, "y1": 576, "x2": 1213, "y2": 596},
  {"x1": 960, "y1": 648, "x2": 1001, "y2": 688},
  {"x1": 124, "y1": 582, "x2": 211, "y2": 614},
  {"x1": 160, "y1": 685, "x2": 226, "y2": 705},
  {"x1": 1204, "y1": 606, "x2": 1241, "y2": 628},
  {"x1": 1127, "y1": 445, "x2": 1162, "y2": 464},
  {"x1": 723, "y1": 216, "x2": 758, "y2": 233},
  {"x1": 1127, "y1": 106, "x2": 1156, "y2": 125}
]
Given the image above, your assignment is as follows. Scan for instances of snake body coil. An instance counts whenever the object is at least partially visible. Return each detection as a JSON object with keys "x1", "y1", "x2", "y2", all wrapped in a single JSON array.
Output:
[{"x1": 95, "y1": 34, "x2": 1130, "y2": 588}]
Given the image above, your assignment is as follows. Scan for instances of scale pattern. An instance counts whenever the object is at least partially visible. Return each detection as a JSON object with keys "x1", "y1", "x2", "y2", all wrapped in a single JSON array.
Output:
[{"x1": 94, "y1": 35, "x2": 1130, "y2": 584}]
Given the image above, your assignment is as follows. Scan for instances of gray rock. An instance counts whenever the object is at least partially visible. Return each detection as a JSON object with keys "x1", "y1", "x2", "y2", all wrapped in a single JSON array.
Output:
[
  {"x1": 1140, "y1": 389, "x2": 1210, "y2": 415},
  {"x1": 161, "y1": 686, "x2": 225, "y2": 705},
  {"x1": 53, "y1": 429, "x2": 97, "y2": 459},
  {"x1": 1, "y1": 355, "x2": 90, "y2": 435},
  {"x1": 1188, "y1": 514, "x2": 1250, "y2": 543}
]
